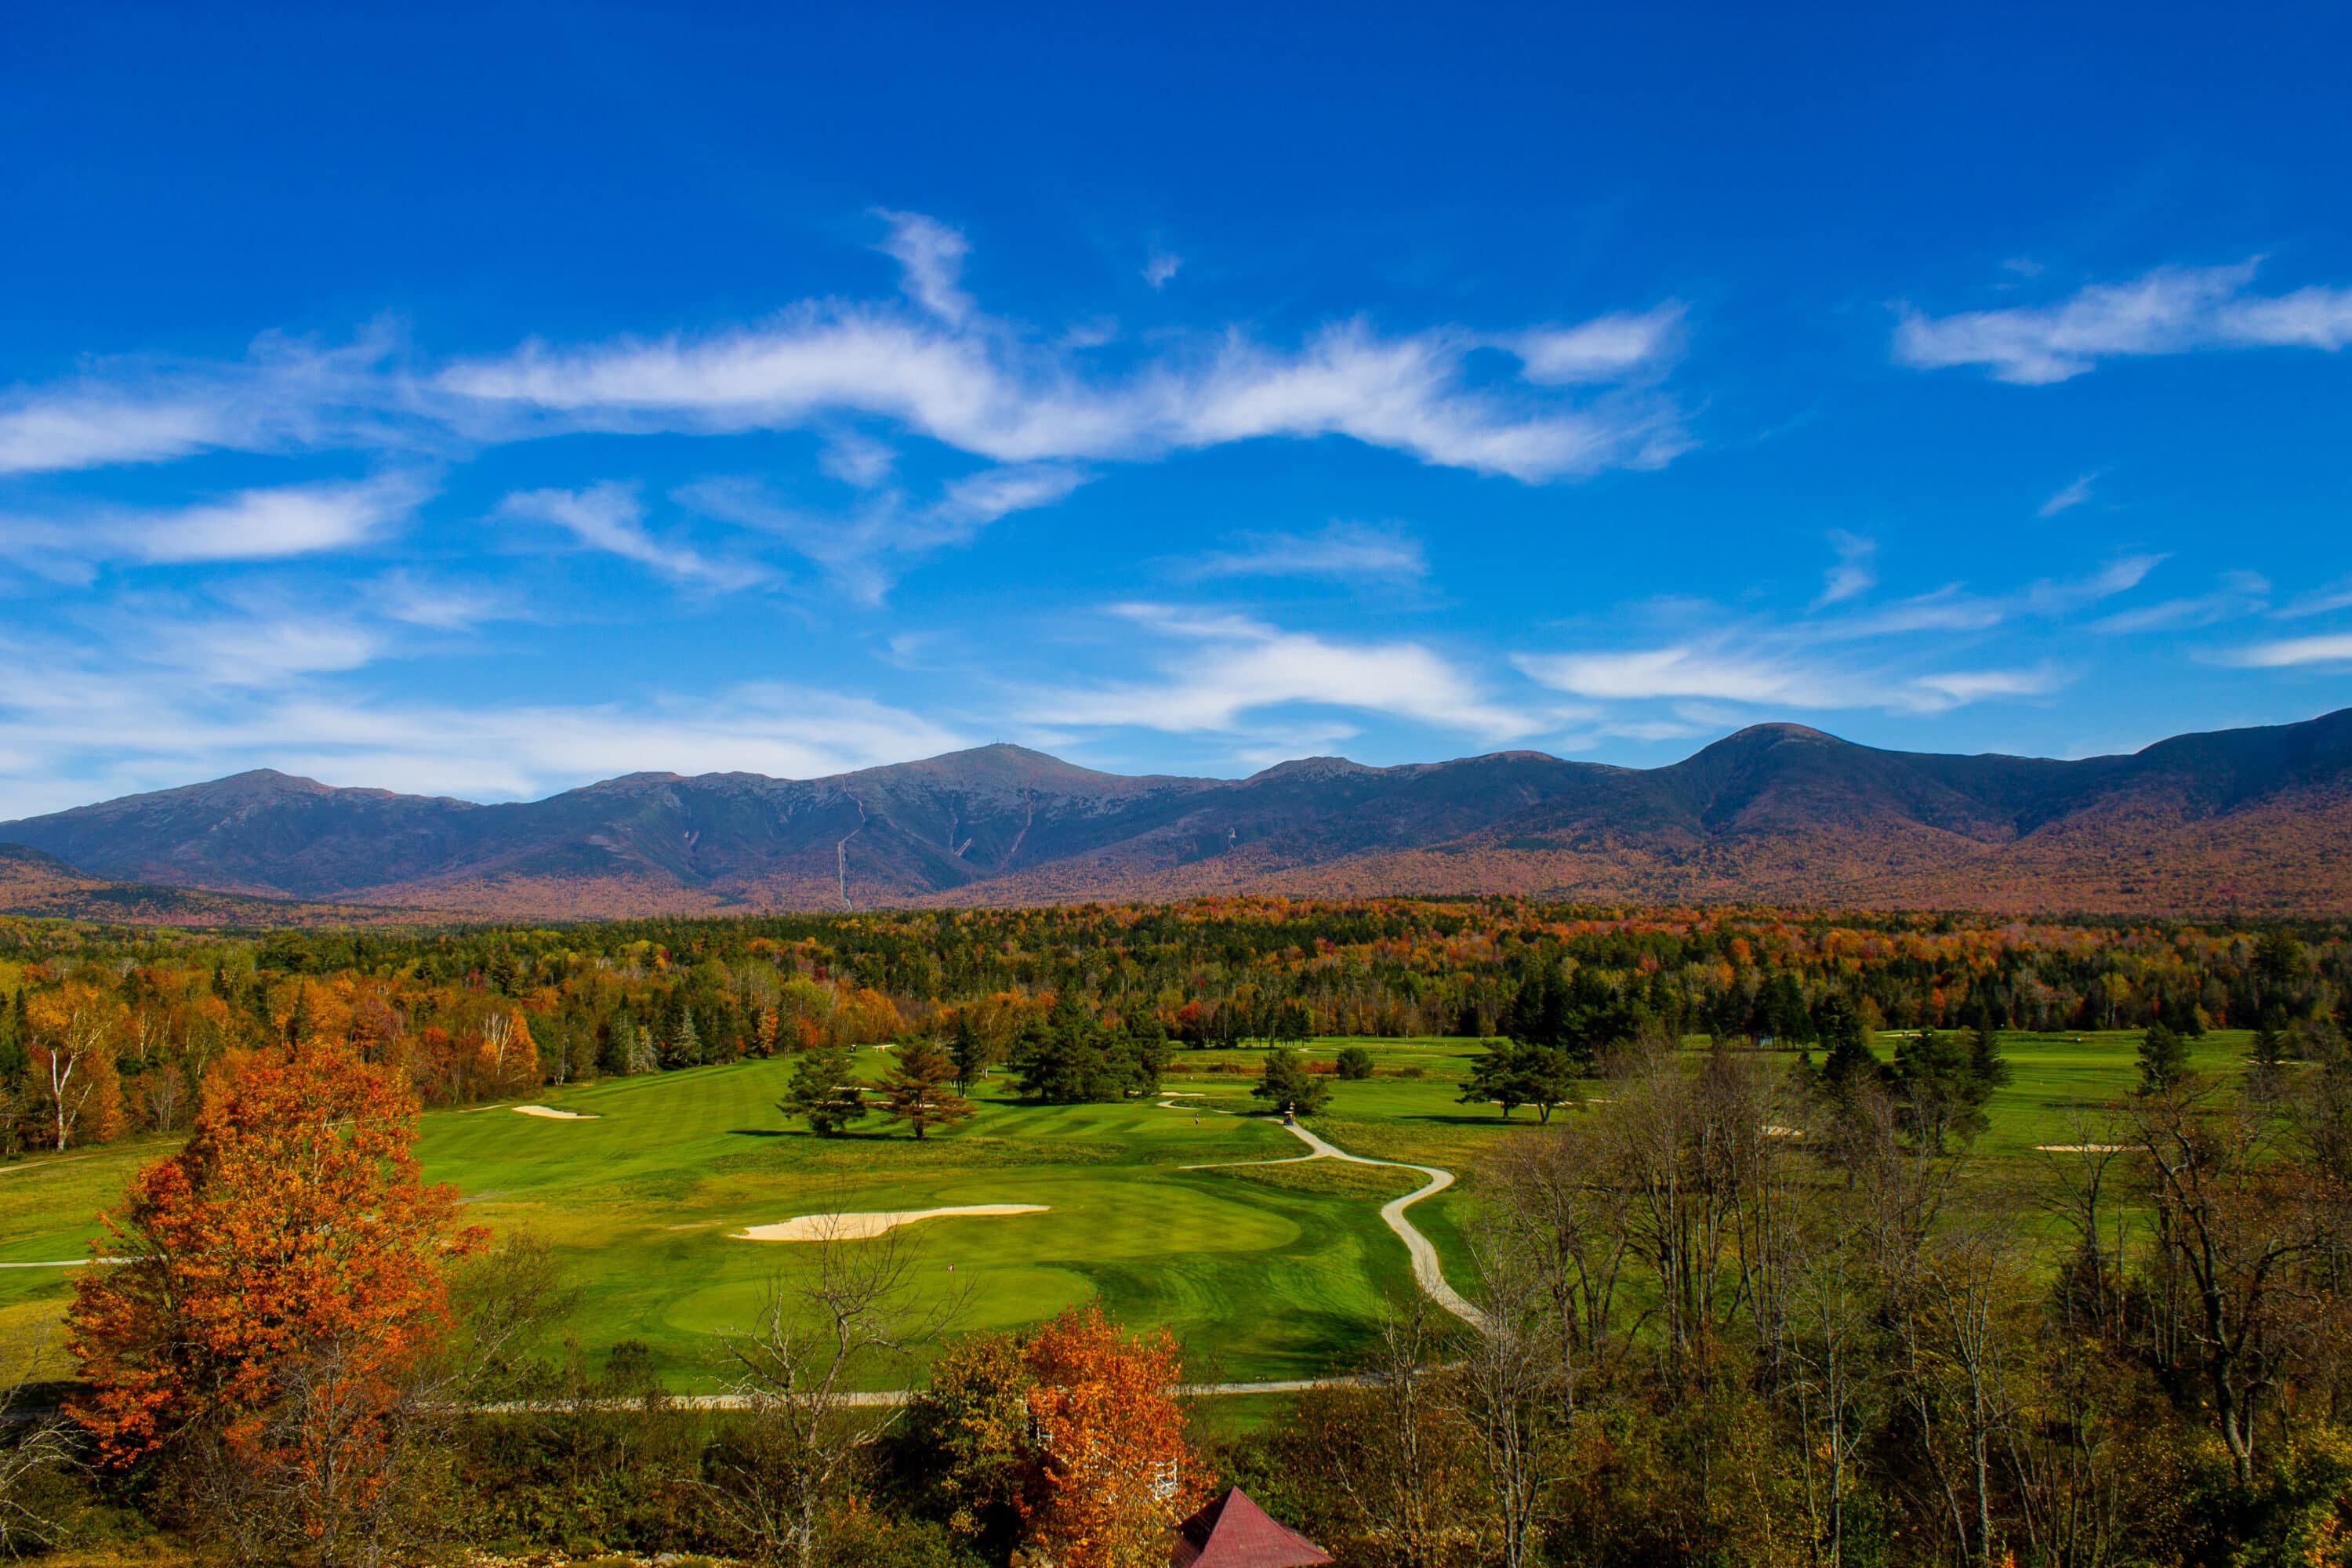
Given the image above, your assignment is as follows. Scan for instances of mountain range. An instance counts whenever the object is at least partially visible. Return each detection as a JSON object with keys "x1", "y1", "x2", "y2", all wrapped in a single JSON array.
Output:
[{"x1": 3, "y1": 709, "x2": 2350, "y2": 922}]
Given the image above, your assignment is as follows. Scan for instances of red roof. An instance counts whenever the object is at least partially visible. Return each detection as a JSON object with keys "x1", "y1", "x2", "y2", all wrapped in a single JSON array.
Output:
[{"x1": 1171, "y1": 1486, "x2": 1334, "y2": 1568}]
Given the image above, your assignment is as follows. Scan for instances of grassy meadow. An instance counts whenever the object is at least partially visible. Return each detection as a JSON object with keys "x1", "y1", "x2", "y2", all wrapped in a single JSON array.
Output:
[{"x1": 0, "y1": 1027, "x2": 2263, "y2": 1389}]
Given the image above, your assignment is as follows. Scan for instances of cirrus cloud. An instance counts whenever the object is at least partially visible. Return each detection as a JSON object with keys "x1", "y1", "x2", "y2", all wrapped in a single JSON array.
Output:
[{"x1": 1895, "y1": 260, "x2": 2352, "y2": 384}]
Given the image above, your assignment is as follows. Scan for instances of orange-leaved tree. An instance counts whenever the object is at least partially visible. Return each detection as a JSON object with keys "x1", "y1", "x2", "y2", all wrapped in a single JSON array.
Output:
[
  {"x1": 27, "y1": 986, "x2": 126, "y2": 1152},
  {"x1": 66, "y1": 1036, "x2": 485, "y2": 1565},
  {"x1": 1022, "y1": 1303, "x2": 1207, "y2": 1568},
  {"x1": 473, "y1": 1008, "x2": 539, "y2": 1098}
]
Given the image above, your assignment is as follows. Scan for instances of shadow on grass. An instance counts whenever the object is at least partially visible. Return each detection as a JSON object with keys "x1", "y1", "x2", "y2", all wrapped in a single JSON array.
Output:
[
  {"x1": 1401, "y1": 1112, "x2": 1537, "y2": 1127},
  {"x1": 724, "y1": 1127, "x2": 908, "y2": 1141}
]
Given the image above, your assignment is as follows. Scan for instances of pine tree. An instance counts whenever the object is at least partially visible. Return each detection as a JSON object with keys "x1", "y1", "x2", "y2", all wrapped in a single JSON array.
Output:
[
  {"x1": 2138, "y1": 1021, "x2": 2191, "y2": 1094},
  {"x1": 1891, "y1": 1028, "x2": 1987, "y2": 1151},
  {"x1": 1014, "y1": 993, "x2": 1116, "y2": 1104},
  {"x1": 284, "y1": 985, "x2": 316, "y2": 1047},
  {"x1": 1253, "y1": 1045, "x2": 1329, "y2": 1116},
  {"x1": 1110, "y1": 1015, "x2": 1170, "y2": 1097},
  {"x1": 1814, "y1": 994, "x2": 1879, "y2": 1089},
  {"x1": 620, "y1": 1018, "x2": 661, "y2": 1077},
  {"x1": 665, "y1": 1005, "x2": 702, "y2": 1069},
  {"x1": 0, "y1": 988, "x2": 24, "y2": 1083},
  {"x1": 949, "y1": 1014, "x2": 993, "y2": 1091},
  {"x1": 880, "y1": 1038, "x2": 974, "y2": 1140},
  {"x1": 2250, "y1": 1008, "x2": 2288, "y2": 1069},
  {"x1": 782, "y1": 1041, "x2": 868, "y2": 1135}
]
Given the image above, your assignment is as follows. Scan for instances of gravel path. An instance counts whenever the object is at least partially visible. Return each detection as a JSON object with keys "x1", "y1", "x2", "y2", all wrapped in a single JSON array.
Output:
[{"x1": 1270, "y1": 1120, "x2": 1488, "y2": 1331}]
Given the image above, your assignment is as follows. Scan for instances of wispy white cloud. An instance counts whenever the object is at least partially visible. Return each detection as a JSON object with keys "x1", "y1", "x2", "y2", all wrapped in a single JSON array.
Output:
[
  {"x1": 2038, "y1": 473, "x2": 2098, "y2": 517},
  {"x1": 2215, "y1": 633, "x2": 2352, "y2": 670},
  {"x1": 1895, "y1": 260, "x2": 2352, "y2": 384},
  {"x1": 0, "y1": 326, "x2": 415, "y2": 475},
  {"x1": 0, "y1": 474, "x2": 432, "y2": 575},
  {"x1": 1028, "y1": 606, "x2": 1535, "y2": 742},
  {"x1": 818, "y1": 429, "x2": 897, "y2": 487},
  {"x1": 1142, "y1": 252, "x2": 1182, "y2": 290},
  {"x1": 143, "y1": 612, "x2": 383, "y2": 687},
  {"x1": 2017, "y1": 554, "x2": 2165, "y2": 615},
  {"x1": 873, "y1": 209, "x2": 976, "y2": 325},
  {"x1": 1813, "y1": 530, "x2": 1875, "y2": 608},
  {"x1": 1514, "y1": 642, "x2": 2060, "y2": 715},
  {"x1": 1511, "y1": 557, "x2": 2156, "y2": 721},
  {"x1": 1184, "y1": 522, "x2": 1428, "y2": 583},
  {"x1": 0, "y1": 214, "x2": 1691, "y2": 503},
  {"x1": 2275, "y1": 577, "x2": 2352, "y2": 619},
  {"x1": 1908, "y1": 668, "x2": 2063, "y2": 705},
  {"x1": 677, "y1": 460, "x2": 1085, "y2": 604},
  {"x1": 936, "y1": 463, "x2": 1088, "y2": 524},
  {"x1": 1509, "y1": 305, "x2": 1684, "y2": 385},
  {"x1": 441, "y1": 217, "x2": 1691, "y2": 484},
  {"x1": 2090, "y1": 571, "x2": 2269, "y2": 634},
  {"x1": 372, "y1": 571, "x2": 522, "y2": 632},
  {"x1": 1816, "y1": 555, "x2": 2162, "y2": 640},
  {"x1": 498, "y1": 482, "x2": 768, "y2": 589}
]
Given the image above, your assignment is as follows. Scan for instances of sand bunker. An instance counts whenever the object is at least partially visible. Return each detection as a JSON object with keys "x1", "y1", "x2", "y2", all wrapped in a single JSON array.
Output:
[
  {"x1": 513, "y1": 1105, "x2": 599, "y2": 1120},
  {"x1": 2038, "y1": 1144, "x2": 2129, "y2": 1153},
  {"x1": 735, "y1": 1205, "x2": 1048, "y2": 1242}
]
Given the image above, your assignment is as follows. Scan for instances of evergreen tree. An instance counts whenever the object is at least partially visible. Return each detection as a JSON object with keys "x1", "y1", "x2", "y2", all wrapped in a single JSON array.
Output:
[
  {"x1": 880, "y1": 1038, "x2": 974, "y2": 1140},
  {"x1": 665, "y1": 1004, "x2": 702, "y2": 1068},
  {"x1": 1965, "y1": 1022, "x2": 2013, "y2": 1091},
  {"x1": 1253, "y1": 1046, "x2": 1330, "y2": 1116},
  {"x1": 1814, "y1": 993, "x2": 1878, "y2": 1088},
  {"x1": 1759, "y1": 971, "x2": 1813, "y2": 1043},
  {"x1": 782, "y1": 1040, "x2": 869, "y2": 1135},
  {"x1": 1014, "y1": 993, "x2": 1118, "y2": 1104},
  {"x1": 284, "y1": 985, "x2": 315, "y2": 1046},
  {"x1": 949, "y1": 1014, "x2": 994, "y2": 1091},
  {"x1": 1502, "y1": 964, "x2": 1566, "y2": 1052},
  {"x1": 2138, "y1": 1021, "x2": 2191, "y2": 1094},
  {"x1": 1334, "y1": 1046, "x2": 1374, "y2": 1080},
  {"x1": 1110, "y1": 1014, "x2": 1171, "y2": 1097},
  {"x1": 0, "y1": 988, "x2": 24, "y2": 1083},
  {"x1": 2249, "y1": 1008, "x2": 2288, "y2": 1069},
  {"x1": 2253, "y1": 929, "x2": 2306, "y2": 1010},
  {"x1": 1890, "y1": 1028, "x2": 1989, "y2": 1151},
  {"x1": 1457, "y1": 1040, "x2": 1577, "y2": 1121},
  {"x1": 620, "y1": 1018, "x2": 661, "y2": 1076}
]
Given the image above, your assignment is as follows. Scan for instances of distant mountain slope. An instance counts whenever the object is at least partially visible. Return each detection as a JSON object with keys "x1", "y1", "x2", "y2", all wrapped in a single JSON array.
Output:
[
  {"x1": 3, "y1": 712, "x2": 2349, "y2": 920},
  {"x1": 0, "y1": 844, "x2": 410, "y2": 926}
]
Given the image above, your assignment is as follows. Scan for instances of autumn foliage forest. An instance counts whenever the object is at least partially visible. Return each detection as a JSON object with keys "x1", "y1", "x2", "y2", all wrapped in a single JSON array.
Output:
[
  {"x1": 2, "y1": 898, "x2": 2344, "y2": 1152},
  {"x1": 4, "y1": 898, "x2": 2352, "y2": 1568}
]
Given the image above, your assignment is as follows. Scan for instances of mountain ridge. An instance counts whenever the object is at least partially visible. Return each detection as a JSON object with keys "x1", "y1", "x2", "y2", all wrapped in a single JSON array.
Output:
[{"x1": 4, "y1": 712, "x2": 2350, "y2": 920}]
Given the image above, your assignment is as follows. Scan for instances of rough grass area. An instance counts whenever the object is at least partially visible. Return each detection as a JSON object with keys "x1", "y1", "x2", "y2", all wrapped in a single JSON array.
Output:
[{"x1": 0, "y1": 1027, "x2": 2263, "y2": 1389}]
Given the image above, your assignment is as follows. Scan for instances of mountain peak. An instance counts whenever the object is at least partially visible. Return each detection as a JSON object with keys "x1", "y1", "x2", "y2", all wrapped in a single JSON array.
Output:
[
  {"x1": 1247, "y1": 756, "x2": 1376, "y2": 782},
  {"x1": 2, "y1": 710, "x2": 2349, "y2": 917}
]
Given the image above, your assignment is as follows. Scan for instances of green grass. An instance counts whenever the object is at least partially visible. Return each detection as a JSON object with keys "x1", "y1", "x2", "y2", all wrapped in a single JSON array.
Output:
[{"x1": 0, "y1": 1027, "x2": 2268, "y2": 1389}]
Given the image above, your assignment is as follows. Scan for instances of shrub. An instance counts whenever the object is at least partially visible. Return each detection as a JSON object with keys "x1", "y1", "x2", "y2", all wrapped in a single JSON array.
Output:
[{"x1": 1334, "y1": 1047, "x2": 1375, "y2": 1080}]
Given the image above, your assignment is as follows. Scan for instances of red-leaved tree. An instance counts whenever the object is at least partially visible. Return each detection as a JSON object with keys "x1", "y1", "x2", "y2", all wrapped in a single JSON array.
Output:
[{"x1": 66, "y1": 1038, "x2": 485, "y2": 1566}]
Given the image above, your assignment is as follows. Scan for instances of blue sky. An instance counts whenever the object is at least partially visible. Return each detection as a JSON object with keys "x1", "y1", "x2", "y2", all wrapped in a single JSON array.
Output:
[{"x1": 2, "y1": 3, "x2": 2349, "y2": 815}]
